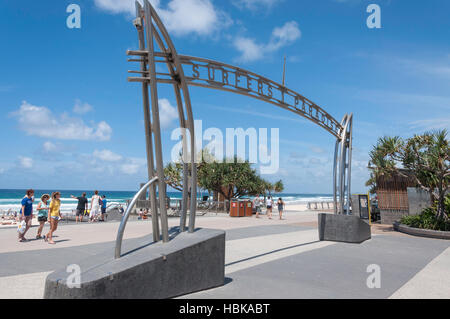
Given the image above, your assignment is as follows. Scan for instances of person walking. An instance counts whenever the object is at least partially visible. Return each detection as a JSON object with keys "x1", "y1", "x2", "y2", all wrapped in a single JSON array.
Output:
[
  {"x1": 266, "y1": 196, "x2": 273, "y2": 219},
  {"x1": 253, "y1": 194, "x2": 262, "y2": 218},
  {"x1": 277, "y1": 197, "x2": 285, "y2": 220},
  {"x1": 89, "y1": 191, "x2": 101, "y2": 222},
  {"x1": 71, "y1": 193, "x2": 88, "y2": 223},
  {"x1": 36, "y1": 194, "x2": 50, "y2": 239},
  {"x1": 100, "y1": 195, "x2": 107, "y2": 222},
  {"x1": 45, "y1": 192, "x2": 61, "y2": 245},
  {"x1": 19, "y1": 189, "x2": 34, "y2": 242}
]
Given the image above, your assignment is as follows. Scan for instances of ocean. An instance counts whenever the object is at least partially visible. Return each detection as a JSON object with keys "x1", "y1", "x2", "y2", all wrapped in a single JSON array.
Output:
[{"x1": 0, "y1": 189, "x2": 333, "y2": 214}]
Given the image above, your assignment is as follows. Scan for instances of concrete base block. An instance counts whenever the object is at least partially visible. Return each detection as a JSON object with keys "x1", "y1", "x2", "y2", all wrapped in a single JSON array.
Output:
[
  {"x1": 44, "y1": 228, "x2": 225, "y2": 299},
  {"x1": 318, "y1": 213, "x2": 371, "y2": 243}
]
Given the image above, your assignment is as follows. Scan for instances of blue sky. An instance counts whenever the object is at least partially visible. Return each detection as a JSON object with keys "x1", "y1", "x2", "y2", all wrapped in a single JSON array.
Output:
[{"x1": 0, "y1": 0, "x2": 449, "y2": 193}]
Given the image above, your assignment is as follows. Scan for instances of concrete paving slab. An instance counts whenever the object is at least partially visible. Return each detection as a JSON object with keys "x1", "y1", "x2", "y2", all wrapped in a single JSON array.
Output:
[
  {"x1": 183, "y1": 235, "x2": 449, "y2": 299},
  {"x1": 390, "y1": 247, "x2": 450, "y2": 299}
]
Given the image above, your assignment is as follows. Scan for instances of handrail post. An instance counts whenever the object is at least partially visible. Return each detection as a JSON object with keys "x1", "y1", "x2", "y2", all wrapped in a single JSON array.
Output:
[{"x1": 115, "y1": 177, "x2": 158, "y2": 259}]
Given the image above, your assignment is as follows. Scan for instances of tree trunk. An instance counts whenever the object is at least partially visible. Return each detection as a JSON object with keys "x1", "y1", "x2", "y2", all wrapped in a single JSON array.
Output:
[{"x1": 436, "y1": 187, "x2": 447, "y2": 221}]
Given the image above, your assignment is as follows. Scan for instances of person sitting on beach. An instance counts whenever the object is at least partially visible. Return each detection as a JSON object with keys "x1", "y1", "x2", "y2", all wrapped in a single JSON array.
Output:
[
  {"x1": 71, "y1": 193, "x2": 88, "y2": 223},
  {"x1": 277, "y1": 197, "x2": 285, "y2": 220},
  {"x1": 18, "y1": 189, "x2": 35, "y2": 242},
  {"x1": 138, "y1": 208, "x2": 144, "y2": 220},
  {"x1": 45, "y1": 192, "x2": 61, "y2": 245},
  {"x1": 89, "y1": 191, "x2": 101, "y2": 223},
  {"x1": 36, "y1": 194, "x2": 50, "y2": 239}
]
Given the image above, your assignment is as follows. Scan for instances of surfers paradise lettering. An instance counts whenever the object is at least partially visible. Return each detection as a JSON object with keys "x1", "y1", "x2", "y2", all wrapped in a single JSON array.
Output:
[{"x1": 184, "y1": 59, "x2": 341, "y2": 138}]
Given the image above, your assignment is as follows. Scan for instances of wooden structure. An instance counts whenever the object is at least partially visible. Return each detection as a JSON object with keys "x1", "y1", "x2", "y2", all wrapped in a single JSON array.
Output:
[{"x1": 376, "y1": 170, "x2": 416, "y2": 224}]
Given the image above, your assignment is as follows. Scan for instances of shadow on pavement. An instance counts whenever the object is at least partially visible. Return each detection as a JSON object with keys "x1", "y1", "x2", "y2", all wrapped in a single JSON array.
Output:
[{"x1": 225, "y1": 240, "x2": 321, "y2": 267}]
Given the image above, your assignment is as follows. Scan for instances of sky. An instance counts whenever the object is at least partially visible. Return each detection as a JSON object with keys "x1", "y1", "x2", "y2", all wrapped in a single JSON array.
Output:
[{"x1": 0, "y1": 0, "x2": 449, "y2": 193}]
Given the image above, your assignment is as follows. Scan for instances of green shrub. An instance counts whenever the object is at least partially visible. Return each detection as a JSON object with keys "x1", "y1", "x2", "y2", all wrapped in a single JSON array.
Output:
[
  {"x1": 400, "y1": 207, "x2": 450, "y2": 231},
  {"x1": 445, "y1": 194, "x2": 450, "y2": 215}
]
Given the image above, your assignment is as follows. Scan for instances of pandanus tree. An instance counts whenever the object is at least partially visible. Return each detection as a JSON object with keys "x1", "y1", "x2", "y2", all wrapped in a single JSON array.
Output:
[
  {"x1": 165, "y1": 150, "x2": 282, "y2": 202},
  {"x1": 367, "y1": 130, "x2": 449, "y2": 220},
  {"x1": 402, "y1": 130, "x2": 449, "y2": 220}
]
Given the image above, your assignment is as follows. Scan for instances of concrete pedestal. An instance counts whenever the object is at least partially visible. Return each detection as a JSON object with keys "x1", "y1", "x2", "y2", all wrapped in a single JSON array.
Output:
[
  {"x1": 318, "y1": 213, "x2": 371, "y2": 243},
  {"x1": 44, "y1": 228, "x2": 225, "y2": 299}
]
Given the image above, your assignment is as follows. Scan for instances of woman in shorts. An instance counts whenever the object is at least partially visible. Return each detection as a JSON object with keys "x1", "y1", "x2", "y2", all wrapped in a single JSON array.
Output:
[
  {"x1": 36, "y1": 194, "x2": 50, "y2": 239},
  {"x1": 266, "y1": 196, "x2": 273, "y2": 219},
  {"x1": 277, "y1": 197, "x2": 285, "y2": 220},
  {"x1": 45, "y1": 192, "x2": 61, "y2": 245}
]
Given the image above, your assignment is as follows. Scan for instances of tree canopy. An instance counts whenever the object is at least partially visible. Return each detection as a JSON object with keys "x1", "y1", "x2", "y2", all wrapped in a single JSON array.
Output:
[
  {"x1": 164, "y1": 150, "x2": 284, "y2": 201},
  {"x1": 367, "y1": 130, "x2": 449, "y2": 220}
]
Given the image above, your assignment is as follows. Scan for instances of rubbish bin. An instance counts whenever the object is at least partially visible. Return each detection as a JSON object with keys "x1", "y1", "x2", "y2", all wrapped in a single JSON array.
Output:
[
  {"x1": 238, "y1": 201, "x2": 246, "y2": 217},
  {"x1": 245, "y1": 200, "x2": 253, "y2": 217},
  {"x1": 230, "y1": 199, "x2": 239, "y2": 217}
]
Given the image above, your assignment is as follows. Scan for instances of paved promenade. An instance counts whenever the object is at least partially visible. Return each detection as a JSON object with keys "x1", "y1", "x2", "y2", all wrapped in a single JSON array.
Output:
[{"x1": 0, "y1": 209, "x2": 449, "y2": 299}]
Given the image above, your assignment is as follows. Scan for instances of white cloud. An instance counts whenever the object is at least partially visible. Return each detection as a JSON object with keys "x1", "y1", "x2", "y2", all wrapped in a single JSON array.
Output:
[
  {"x1": 94, "y1": 0, "x2": 231, "y2": 37},
  {"x1": 18, "y1": 156, "x2": 33, "y2": 169},
  {"x1": 159, "y1": 98, "x2": 178, "y2": 129},
  {"x1": 233, "y1": 21, "x2": 301, "y2": 62},
  {"x1": 120, "y1": 163, "x2": 140, "y2": 175},
  {"x1": 233, "y1": 37, "x2": 265, "y2": 63},
  {"x1": 267, "y1": 21, "x2": 301, "y2": 51},
  {"x1": 11, "y1": 101, "x2": 113, "y2": 141},
  {"x1": 354, "y1": 89, "x2": 450, "y2": 111},
  {"x1": 120, "y1": 158, "x2": 146, "y2": 175},
  {"x1": 310, "y1": 146, "x2": 325, "y2": 154},
  {"x1": 233, "y1": 0, "x2": 282, "y2": 11},
  {"x1": 73, "y1": 99, "x2": 93, "y2": 114},
  {"x1": 94, "y1": 0, "x2": 140, "y2": 14},
  {"x1": 43, "y1": 141, "x2": 57, "y2": 152},
  {"x1": 409, "y1": 118, "x2": 450, "y2": 131},
  {"x1": 93, "y1": 149, "x2": 123, "y2": 162}
]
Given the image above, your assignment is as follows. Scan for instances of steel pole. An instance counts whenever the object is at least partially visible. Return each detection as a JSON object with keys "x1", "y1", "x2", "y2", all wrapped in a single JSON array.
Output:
[
  {"x1": 346, "y1": 114, "x2": 353, "y2": 215},
  {"x1": 144, "y1": 0, "x2": 169, "y2": 242},
  {"x1": 149, "y1": 25, "x2": 190, "y2": 232},
  {"x1": 338, "y1": 115, "x2": 349, "y2": 214},
  {"x1": 135, "y1": 2, "x2": 160, "y2": 242},
  {"x1": 333, "y1": 139, "x2": 340, "y2": 214},
  {"x1": 173, "y1": 85, "x2": 189, "y2": 232},
  {"x1": 147, "y1": 3, "x2": 197, "y2": 233}
]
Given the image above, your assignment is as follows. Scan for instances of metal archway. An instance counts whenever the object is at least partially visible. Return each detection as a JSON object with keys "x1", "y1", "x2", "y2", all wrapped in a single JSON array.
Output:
[{"x1": 115, "y1": 0, "x2": 353, "y2": 258}]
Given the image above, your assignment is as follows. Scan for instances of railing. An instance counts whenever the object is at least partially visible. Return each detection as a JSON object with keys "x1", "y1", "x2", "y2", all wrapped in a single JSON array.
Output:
[
  {"x1": 307, "y1": 201, "x2": 335, "y2": 211},
  {"x1": 115, "y1": 177, "x2": 158, "y2": 259}
]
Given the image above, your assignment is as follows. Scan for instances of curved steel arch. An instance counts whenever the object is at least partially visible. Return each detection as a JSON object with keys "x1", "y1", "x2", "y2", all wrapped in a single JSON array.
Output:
[{"x1": 116, "y1": 0, "x2": 353, "y2": 257}]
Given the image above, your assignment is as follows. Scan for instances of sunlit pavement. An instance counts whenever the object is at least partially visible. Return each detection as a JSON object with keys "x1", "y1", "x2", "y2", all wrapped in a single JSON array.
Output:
[{"x1": 0, "y1": 210, "x2": 449, "y2": 299}]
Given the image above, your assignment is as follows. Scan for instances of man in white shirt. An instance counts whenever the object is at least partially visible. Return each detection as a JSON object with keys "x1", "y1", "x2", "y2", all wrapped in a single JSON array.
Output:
[{"x1": 253, "y1": 195, "x2": 262, "y2": 218}]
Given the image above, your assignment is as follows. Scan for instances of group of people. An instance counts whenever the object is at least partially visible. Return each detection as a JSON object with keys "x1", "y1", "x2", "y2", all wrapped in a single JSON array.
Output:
[
  {"x1": 252, "y1": 195, "x2": 285, "y2": 220},
  {"x1": 19, "y1": 189, "x2": 61, "y2": 244},
  {"x1": 70, "y1": 191, "x2": 108, "y2": 223},
  {"x1": 17, "y1": 189, "x2": 108, "y2": 245},
  {"x1": 138, "y1": 208, "x2": 150, "y2": 220}
]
